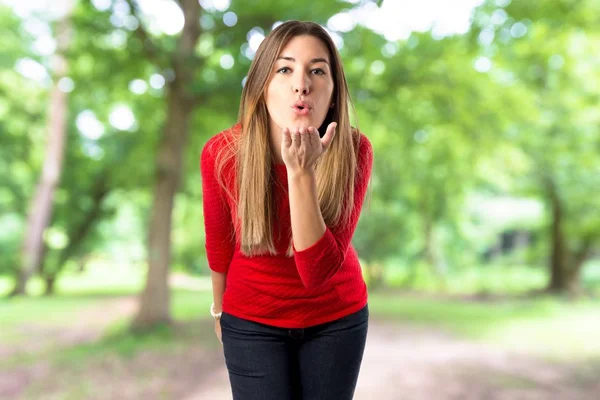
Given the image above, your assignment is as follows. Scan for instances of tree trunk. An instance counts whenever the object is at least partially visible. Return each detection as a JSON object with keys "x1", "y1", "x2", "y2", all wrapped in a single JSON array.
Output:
[
  {"x1": 546, "y1": 179, "x2": 567, "y2": 291},
  {"x1": 544, "y1": 176, "x2": 596, "y2": 295},
  {"x1": 61, "y1": 175, "x2": 109, "y2": 263},
  {"x1": 10, "y1": 3, "x2": 74, "y2": 296},
  {"x1": 41, "y1": 174, "x2": 109, "y2": 296},
  {"x1": 423, "y1": 217, "x2": 436, "y2": 269},
  {"x1": 565, "y1": 238, "x2": 594, "y2": 295},
  {"x1": 545, "y1": 178, "x2": 577, "y2": 293},
  {"x1": 422, "y1": 215, "x2": 447, "y2": 280},
  {"x1": 44, "y1": 275, "x2": 57, "y2": 296},
  {"x1": 132, "y1": 0, "x2": 201, "y2": 329}
]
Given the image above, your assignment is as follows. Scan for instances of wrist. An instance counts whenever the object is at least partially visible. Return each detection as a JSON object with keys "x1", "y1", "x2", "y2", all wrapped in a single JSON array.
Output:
[
  {"x1": 210, "y1": 302, "x2": 222, "y2": 319},
  {"x1": 287, "y1": 168, "x2": 316, "y2": 181}
]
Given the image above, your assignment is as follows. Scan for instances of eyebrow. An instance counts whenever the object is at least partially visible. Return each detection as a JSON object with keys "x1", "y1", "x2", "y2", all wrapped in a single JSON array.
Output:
[{"x1": 276, "y1": 56, "x2": 330, "y2": 65}]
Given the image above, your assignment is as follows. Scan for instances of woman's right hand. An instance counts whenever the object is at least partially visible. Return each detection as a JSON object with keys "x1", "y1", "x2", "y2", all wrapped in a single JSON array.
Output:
[{"x1": 215, "y1": 318, "x2": 223, "y2": 344}]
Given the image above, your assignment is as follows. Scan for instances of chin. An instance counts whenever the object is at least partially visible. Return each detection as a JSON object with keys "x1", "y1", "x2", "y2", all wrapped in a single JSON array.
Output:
[{"x1": 296, "y1": 117, "x2": 323, "y2": 128}]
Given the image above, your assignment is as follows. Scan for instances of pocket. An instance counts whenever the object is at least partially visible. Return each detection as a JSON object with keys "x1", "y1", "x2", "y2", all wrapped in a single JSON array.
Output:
[
  {"x1": 219, "y1": 312, "x2": 263, "y2": 335},
  {"x1": 219, "y1": 311, "x2": 235, "y2": 329}
]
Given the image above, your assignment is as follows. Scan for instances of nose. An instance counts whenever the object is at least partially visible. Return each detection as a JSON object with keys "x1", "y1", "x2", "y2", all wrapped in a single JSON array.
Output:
[
  {"x1": 294, "y1": 86, "x2": 309, "y2": 95},
  {"x1": 293, "y1": 73, "x2": 310, "y2": 95}
]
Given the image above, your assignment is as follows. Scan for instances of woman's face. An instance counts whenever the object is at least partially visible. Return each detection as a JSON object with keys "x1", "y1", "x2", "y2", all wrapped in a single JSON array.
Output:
[{"x1": 264, "y1": 35, "x2": 335, "y2": 134}]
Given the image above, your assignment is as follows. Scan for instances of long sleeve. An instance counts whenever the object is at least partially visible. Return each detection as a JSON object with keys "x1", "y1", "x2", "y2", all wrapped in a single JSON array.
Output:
[
  {"x1": 200, "y1": 137, "x2": 235, "y2": 274},
  {"x1": 292, "y1": 134, "x2": 373, "y2": 288}
]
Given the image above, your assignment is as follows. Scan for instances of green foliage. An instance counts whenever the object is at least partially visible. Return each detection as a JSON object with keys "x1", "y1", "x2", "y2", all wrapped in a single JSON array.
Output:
[
  {"x1": 470, "y1": 0, "x2": 600, "y2": 285},
  {"x1": 0, "y1": 8, "x2": 48, "y2": 275},
  {"x1": 1, "y1": 0, "x2": 598, "y2": 289}
]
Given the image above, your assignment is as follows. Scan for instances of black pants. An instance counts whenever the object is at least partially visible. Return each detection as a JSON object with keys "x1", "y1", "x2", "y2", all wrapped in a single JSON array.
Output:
[{"x1": 220, "y1": 304, "x2": 369, "y2": 400}]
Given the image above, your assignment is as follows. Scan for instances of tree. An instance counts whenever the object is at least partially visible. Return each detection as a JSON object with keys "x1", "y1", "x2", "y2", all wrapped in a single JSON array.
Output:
[
  {"x1": 0, "y1": 6, "x2": 44, "y2": 279},
  {"x1": 346, "y1": 26, "x2": 524, "y2": 281},
  {"x1": 471, "y1": 0, "x2": 600, "y2": 293},
  {"x1": 10, "y1": 0, "x2": 76, "y2": 296},
  {"x1": 114, "y1": 0, "x2": 363, "y2": 328}
]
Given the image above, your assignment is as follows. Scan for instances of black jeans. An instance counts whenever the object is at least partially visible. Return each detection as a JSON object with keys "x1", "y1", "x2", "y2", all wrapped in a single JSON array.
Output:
[{"x1": 220, "y1": 304, "x2": 369, "y2": 400}]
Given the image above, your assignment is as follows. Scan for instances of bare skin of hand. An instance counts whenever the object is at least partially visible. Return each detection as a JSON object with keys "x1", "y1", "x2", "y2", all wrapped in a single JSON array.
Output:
[
  {"x1": 281, "y1": 122, "x2": 337, "y2": 173},
  {"x1": 215, "y1": 319, "x2": 222, "y2": 344}
]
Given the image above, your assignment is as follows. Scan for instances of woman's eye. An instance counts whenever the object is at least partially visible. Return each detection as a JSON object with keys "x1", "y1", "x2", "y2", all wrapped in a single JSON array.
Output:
[
  {"x1": 311, "y1": 69, "x2": 325, "y2": 75},
  {"x1": 277, "y1": 67, "x2": 291, "y2": 74}
]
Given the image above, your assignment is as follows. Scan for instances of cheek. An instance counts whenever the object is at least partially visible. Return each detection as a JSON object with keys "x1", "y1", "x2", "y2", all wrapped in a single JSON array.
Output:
[
  {"x1": 320, "y1": 80, "x2": 334, "y2": 102},
  {"x1": 264, "y1": 85, "x2": 287, "y2": 125},
  {"x1": 319, "y1": 83, "x2": 334, "y2": 108},
  {"x1": 266, "y1": 83, "x2": 285, "y2": 109}
]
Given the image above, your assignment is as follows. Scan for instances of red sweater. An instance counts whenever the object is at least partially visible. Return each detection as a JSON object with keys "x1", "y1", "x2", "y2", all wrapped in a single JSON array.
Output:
[{"x1": 200, "y1": 124, "x2": 373, "y2": 328}]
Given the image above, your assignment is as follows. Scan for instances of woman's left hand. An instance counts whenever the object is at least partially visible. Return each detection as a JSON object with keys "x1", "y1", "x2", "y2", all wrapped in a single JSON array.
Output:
[{"x1": 281, "y1": 122, "x2": 337, "y2": 173}]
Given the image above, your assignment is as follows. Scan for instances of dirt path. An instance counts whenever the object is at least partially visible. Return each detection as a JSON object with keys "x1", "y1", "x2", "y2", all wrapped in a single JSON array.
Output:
[
  {"x1": 2, "y1": 296, "x2": 598, "y2": 400},
  {"x1": 183, "y1": 321, "x2": 598, "y2": 400},
  {"x1": 0, "y1": 296, "x2": 138, "y2": 360}
]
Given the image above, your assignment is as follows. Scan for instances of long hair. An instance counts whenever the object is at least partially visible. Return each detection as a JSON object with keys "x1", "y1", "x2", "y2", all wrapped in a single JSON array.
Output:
[{"x1": 216, "y1": 20, "x2": 359, "y2": 257}]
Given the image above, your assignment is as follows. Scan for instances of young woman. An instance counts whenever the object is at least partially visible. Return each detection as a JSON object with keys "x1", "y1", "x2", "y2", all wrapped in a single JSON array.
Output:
[{"x1": 200, "y1": 20, "x2": 373, "y2": 400}]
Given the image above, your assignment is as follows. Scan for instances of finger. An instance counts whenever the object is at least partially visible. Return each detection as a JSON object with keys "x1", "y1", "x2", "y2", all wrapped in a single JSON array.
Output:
[
  {"x1": 321, "y1": 122, "x2": 337, "y2": 150},
  {"x1": 291, "y1": 128, "x2": 301, "y2": 148},
  {"x1": 281, "y1": 128, "x2": 292, "y2": 149},
  {"x1": 307, "y1": 126, "x2": 319, "y2": 146},
  {"x1": 299, "y1": 127, "x2": 309, "y2": 147}
]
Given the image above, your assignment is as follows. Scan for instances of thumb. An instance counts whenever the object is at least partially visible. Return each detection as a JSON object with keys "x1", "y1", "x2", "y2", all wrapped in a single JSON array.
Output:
[{"x1": 321, "y1": 122, "x2": 337, "y2": 151}]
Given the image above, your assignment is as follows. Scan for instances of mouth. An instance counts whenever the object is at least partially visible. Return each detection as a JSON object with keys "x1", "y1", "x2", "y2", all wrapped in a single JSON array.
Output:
[{"x1": 291, "y1": 101, "x2": 311, "y2": 116}]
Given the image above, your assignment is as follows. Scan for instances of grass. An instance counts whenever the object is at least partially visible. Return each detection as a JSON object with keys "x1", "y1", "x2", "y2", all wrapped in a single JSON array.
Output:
[
  {"x1": 0, "y1": 263, "x2": 215, "y2": 368},
  {"x1": 2, "y1": 262, "x2": 600, "y2": 400},
  {"x1": 1, "y1": 261, "x2": 600, "y2": 366},
  {"x1": 368, "y1": 292, "x2": 600, "y2": 360},
  {"x1": 1, "y1": 288, "x2": 217, "y2": 373},
  {"x1": 0, "y1": 260, "x2": 145, "y2": 297},
  {"x1": 374, "y1": 260, "x2": 600, "y2": 360},
  {"x1": 0, "y1": 295, "x2": 101, "y2": 325},
  {"x1": 0, "y1": 263, "x2": 143, "y2": 347}
]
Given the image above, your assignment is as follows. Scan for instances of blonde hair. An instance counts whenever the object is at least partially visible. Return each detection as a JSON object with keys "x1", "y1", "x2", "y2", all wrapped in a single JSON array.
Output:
[{"x1": 216, "y1": 20, "x2": 360, "y2": 257}]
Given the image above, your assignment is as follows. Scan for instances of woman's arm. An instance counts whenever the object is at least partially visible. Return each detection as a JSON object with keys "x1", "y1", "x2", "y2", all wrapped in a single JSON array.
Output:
[
  {"x1": 284, "y1": 128, "x2": 373, "y2": 289},
  {"x1": 283, "y1": 124, "x2": 335, "y2": 253},
  {"x1": 210, "y1": 270, "x2": 227, "y2": 312},
  {"x1": 287, "y1": 170, "x2": 326, "y2": 251},
  {"x1": 211, "y1": 270, "x2": 226, "y2": 344},
  {"x1": 201, "y1": 136, "x2": 235, "y2": 344},
  {"x1": 200, "y1": 137, "x2": 235, "y2": 274}
]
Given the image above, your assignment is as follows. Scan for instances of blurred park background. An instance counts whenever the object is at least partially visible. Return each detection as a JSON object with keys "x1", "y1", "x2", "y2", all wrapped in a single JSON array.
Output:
[{"x1": 1, "y1": 0, "x2": 599, "y2": 399}]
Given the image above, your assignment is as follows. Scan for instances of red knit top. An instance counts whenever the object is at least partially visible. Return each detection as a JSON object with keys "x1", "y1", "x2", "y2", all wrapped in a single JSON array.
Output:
[{"x1": 200, "y1": 124, "x2": 373, "y2": 328}]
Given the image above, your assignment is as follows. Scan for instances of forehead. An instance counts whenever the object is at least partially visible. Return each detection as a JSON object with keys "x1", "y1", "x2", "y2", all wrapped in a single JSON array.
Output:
[{"x1": 278, "y1": 35, "x2": 330, "y2": 60}]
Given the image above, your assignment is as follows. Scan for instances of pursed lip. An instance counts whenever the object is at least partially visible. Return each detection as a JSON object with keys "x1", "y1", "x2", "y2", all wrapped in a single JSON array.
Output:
[{"x1": 291, "y1": 100, "x2": 311, "y2": 110}]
